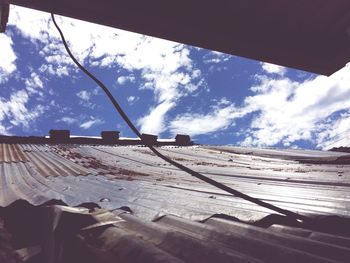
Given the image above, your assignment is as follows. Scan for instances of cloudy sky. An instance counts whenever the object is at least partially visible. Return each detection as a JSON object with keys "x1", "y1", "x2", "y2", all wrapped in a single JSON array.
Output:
[{"x1": 1, "y1": 6, "x2": 350, "y2": 149}]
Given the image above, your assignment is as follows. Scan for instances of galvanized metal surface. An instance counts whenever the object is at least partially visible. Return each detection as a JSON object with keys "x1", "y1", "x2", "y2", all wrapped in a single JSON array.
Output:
[
  {"x1": 1, "y1": 143, "x2": 350, "y2": 262},
  {"x1": 0, "y1": 144, "x2": 28, "y2": 163},
  {"x1": 51, "y1": 206, "x2": 350, "y2": 263},
  {"x1": 0, "y1": 144, "x2": 350, "y2": 221},
  {"x1": 204, "y1": 145, "x2": 350, "y2": 158},
  {"x1": 25, "y1": 151, "x2": 96, "y2": 177},
  {"x1": 20, "y1": 144, "x2": 51, "y2": 152},
  {"x1": 2, "y1": 203, "x2": 349, "y2": 263}
]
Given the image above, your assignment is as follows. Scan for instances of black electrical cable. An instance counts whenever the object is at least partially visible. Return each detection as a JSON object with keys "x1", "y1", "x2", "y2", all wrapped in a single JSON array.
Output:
[
  {"x1": 324, "y1": 129, "x2": 350, "y2": 148},
  {"x1": 51, "y1": 13, "x2": 312, "y2": 224}
]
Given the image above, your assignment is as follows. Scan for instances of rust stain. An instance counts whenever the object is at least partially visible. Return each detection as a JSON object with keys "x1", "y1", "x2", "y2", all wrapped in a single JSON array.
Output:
[
  {"x1": 51, "y1": 145, "x2": 149, "y2": 179},
  {"x1": 195, "y1": 161, "x2": 228, "y2": 168},
  {"x1": 25, "y1": 151, "x2": 95, "y2": 177}
]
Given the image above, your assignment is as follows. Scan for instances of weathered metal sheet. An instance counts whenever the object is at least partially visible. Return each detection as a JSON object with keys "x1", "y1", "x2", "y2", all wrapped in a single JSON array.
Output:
[
  {"x1": 0, "y1": 143, "x2": 28, "y2": 163},
  {"x1": 1, "y1": 143, "x2": 350, "y2": 262},
  {"x1": 204, "y1": 145, "x2": 350, "y2": 162},
  {"x1": 29, "y1": 144, "x2": 348, "y2": 220},
  {"x1": 151, "y1": 215, "x2": 350, "y2": 263},
  {"x1": 20, "y1": 144, "x2": 51, "y2": 152},
  {"x1": 267, "y1": 224, "x2": 350, "y2": 248},
  {"x1": 1, "y1": 143, "x2": 350, "y2": 226},
  {"x1": 25, "y1": 151, "x2": 97, "y2": 177},
  {"x1": 2, "y1": 203, "x2": 349, "y2": 263}
]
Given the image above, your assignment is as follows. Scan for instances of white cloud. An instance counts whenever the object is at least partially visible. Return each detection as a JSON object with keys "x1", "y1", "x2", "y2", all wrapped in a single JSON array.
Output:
[
  {"x1": 80, "y1": 118, "x2": 104, "y2": 129},
  {"x1": 76, "y1": 90, "x2": 96, "y2": 109},
  {"x1": 8, "y1": 6, "x2": 77, "y2": 76},
  {"x1": 127, "y1": 96, "x2": 138, "y2": 105},
  {"x1": 0, "y1": 125, "x2": 9, "y2": 135},
  {"x1": 138, "y1": 67, "x2": 203, "y2": 134},
  {"x1": 0, "y1": 34, "x2": 17, "y2": 82},
  {"x1": 138, "y1": 101, "x2": 175, "y2": 134},
  {"x1": 76, "y1": 90, "x2": 91, "y2": 101},
  {"x1": 169, "y1": 102, "x2": 243, "y2": 136},
  {"x1": 6, "y1": 5, "x2": 350, "y2": 149},
  {"x1": 9, "y1": 6, "x2": 204, "y2": 135},
  {"x1": 240, "y1": 63, "x2": 350, "y2": 148},
  {"x1": 203, "y1": 51, "x2": 232, "y2": 64},
  {"x1": 39, "y1": 64, "x2": 69, "y2": 77},
  {"x1": 25, "y1": 72, "x2": 44, "y2": 95},
  {"x1": 0, "y1": 90, "x2": 46, "y2": 134},
  {"x1": 315, "y1": 112, "x2": 350, "y2": 149},
  {"x1": 59, "y1": 117, "x2": 78, "y2": 125},
  {"x1": 117, "y1": 75, "x2": 135, "y2": 85},
  {"x1": 9, "y1": 6, "x2": 51, "y2": 43},
  {"x1": 261, "y1": 62, "x2": 286, "y2": 76},
  {"x1": 92, "y1": 87, "x2": 100, "y2": 95}
]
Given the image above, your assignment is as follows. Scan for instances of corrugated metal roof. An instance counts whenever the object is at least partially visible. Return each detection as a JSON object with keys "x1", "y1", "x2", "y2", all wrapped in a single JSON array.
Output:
[
  {"x1": 72, "y1": 209, "x2": 350, "y2": 263},
  {"x1": 20, "y1": 144, "x2": 51, "y2": 152},
  {"x1": 0, "y1": 144, "x2": 28, "y2": 163},
  {"x1": 1, "y1": 202, "x2": 349, "y2": 262},
  {"x1": 1, "y1": 144, "x2": 350, "y2": 219},
  {"x1": 112, "y1": 214, "x2": 350, "y2": 263},
  {"x1": 26, "y1": 151, "x2": 97, "y2": 177},
  {"x1": 1, "y1": 143, "x2": 350, "y2": 262}
]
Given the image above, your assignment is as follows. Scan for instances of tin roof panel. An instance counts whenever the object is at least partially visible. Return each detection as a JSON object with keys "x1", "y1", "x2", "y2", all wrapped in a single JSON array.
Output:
[{"x1": 0, "y1": 143, "x2": 28, "y2": 163}]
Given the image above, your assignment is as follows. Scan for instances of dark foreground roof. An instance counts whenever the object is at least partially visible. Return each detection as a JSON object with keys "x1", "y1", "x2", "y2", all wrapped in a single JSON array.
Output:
[
  {"x1": 6, "y1": 0, "x2": 350, "y2": 75},
  {"x1": 1, "y1": 201, "x2": 350, "y2": 263},
  {"x1": 1, "y1": 142, "x2": 350, "y2": 262}
]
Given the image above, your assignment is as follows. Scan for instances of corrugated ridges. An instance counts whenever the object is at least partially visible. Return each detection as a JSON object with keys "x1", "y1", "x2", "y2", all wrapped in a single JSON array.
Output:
[
  {"x1": 50, "y1": 145, "x2": 149, "y2": 177},
  {"x1": 268, "y1": 224, "x2": 350, "y2": 248},
  {"x1": 0, "y1": 163, "x2": 51, "y2": 206},
  {"x1": 20, "y1": 144, "x2": 51, "y2": 152},
  {"x1": 1, "y1": 143, "x2": 350, "y2": 262},
  {"x1": 202, "y1": 217, "x2": 350, "y2": 262},
  {"x1": 26, "y1": 151, "x2": 97, "y2": 177},
  {"x1": 2, "y1": 202, "x2": 350, "y2": 263},
  {"x1": 0, "y1": 161, "x2": 98, "y2": 207},
  {"x1": 1, "y1": 143, "x2": 350, "y2": 224},
  {"x1": 0, "y1": 143, "x2": 28, "y2": 163},
  {"x1": 80, "y1": 211, "x2": 350, "y2": 263},
  {"x1": 152, "y1": 215, "x2": 350, "y2": 262}
]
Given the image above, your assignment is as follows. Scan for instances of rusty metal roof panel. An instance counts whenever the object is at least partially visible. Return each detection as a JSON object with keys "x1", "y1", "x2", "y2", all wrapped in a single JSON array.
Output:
[
  {"x1": 1, "y1": 143, "x2": 350, "y2": 262},
  {"x1": 1, "y1": 144, "x2": 350, "y2": 221},
  {"x1": 2, "y1": 203, "x2": 350, "y2": 262},
  {"x1": 204, "y1": 145, "x2": 350, "y2": 161},
  {"x1": 25, "y1": 151, "x2": 97, "y2": 177},
  {"x1": 20, "y1": 144, "x2": 51, "y2": 152},
  {"x1": 1, "y1": 144, "x2": 350, "y2": 220},
  {"x1": 0, "y1": 163, "x2": 50, "y2": 206},
  {"x1": 0, "y1": 143, "x2": 28, "y2": 163}
]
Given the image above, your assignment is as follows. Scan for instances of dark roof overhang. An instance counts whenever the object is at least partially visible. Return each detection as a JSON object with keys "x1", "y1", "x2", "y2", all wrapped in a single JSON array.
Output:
[{"x1": 6, "y1": 0, "x2": 350, "y2": 75}]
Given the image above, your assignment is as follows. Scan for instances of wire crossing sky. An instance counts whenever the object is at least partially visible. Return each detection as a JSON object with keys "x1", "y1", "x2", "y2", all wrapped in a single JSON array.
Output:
[{"x1": 1, "y1": 6, "x2": 350, "y2": 149}]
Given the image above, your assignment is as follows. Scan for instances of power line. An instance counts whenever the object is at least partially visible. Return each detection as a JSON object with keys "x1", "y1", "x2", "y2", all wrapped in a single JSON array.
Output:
[
  {"x1": 51, "y1": 13, "x2": 311, "y2": 224},
  {"x1": 324, "y1": 130, "x2": 350, "y2": 148}
]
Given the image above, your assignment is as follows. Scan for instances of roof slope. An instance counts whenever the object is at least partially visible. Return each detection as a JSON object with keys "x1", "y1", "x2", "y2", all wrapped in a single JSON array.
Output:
[
  {"x1": 1, "y1": 143, "x2": 350, "y2": 220},
  {"x1": 1, "y1": 143, "x2": 350, "y2": 262}
]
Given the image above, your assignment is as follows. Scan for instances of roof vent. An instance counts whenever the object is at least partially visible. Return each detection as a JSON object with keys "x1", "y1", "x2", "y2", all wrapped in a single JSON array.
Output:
[
  {"x1": 175, "y1": 134, "x2": 192, "y2": 146},
  {"x1": 49, "y1": 130, "x2": 70, "y2": 141},
  {"x1": 101, "y1": 131, "x2": 120, "y2": 142},
  {"x1": 141, "y1": 133, "x2": 158, "y2": 144}
]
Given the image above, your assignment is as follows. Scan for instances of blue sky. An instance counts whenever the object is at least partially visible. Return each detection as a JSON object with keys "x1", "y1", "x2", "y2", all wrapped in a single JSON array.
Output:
[{"x1": 1, "y1": 6, "x2": 350, "y2": 149}]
